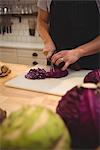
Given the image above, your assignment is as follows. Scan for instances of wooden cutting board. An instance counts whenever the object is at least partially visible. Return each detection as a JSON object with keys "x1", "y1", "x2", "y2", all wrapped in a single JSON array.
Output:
[{"x1": 5, "y1": 65, "x2": 91, "y2": 96}]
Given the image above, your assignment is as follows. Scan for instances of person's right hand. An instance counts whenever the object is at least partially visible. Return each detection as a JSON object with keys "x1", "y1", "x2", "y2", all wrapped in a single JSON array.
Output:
[{"x1": 43, "y1": 42, "x2": 56, "y2": 59}]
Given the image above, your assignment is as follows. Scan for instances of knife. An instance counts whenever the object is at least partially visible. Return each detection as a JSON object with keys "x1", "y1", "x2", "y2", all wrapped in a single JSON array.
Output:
[
  {"x1": 50, "y1": 61, "x2": 55, "y2": 72},
  {"x1": 46, "y1": 49, "x2": 65, "y2": 71},
  {"x1": 49, "y1": 50, "x2": 57, "y2": 72},
  {"x1": 44, "y1": 49, "x2": 55, "y2": 72},
  {"x1": 50, "y1": 50, "x2": 66, "y2": 71}
]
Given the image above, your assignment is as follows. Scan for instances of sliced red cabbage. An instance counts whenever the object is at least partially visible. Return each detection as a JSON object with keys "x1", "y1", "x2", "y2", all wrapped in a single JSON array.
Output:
[
  {"x1": 56, "y1": 83, "x2": 100, "y2": 149},
  {"x1": 84, "y1": 69, "x2": 100, "y2": 84},
  {"x1": 25, "y1": 68, "x2": 48, "y2": 79}
]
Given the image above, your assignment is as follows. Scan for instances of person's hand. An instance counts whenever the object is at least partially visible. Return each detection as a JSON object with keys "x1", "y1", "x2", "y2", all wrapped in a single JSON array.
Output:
[
  {"x1": 51, "y1": 49, "x2": 81, "y2": 70},
  {"x1": 43, "y1": 42, "x2": 56, "y2": 58}
]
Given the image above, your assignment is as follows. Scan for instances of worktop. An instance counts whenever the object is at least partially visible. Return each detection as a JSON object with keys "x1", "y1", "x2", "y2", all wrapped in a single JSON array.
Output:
[
  {"x1": 0, "y1": 63, "x2": 100, "y2": 150},
  {"x1": 0, "y1": 41, "x2": 44, "y2": 49},
  {"x1": 0, "y1": 62, "x2": 60, "y2": 116}
]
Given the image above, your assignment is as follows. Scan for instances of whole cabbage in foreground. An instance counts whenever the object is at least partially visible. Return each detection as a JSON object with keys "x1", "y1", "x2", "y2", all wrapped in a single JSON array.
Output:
[
  {"x1": 0, "y1": 106, "x2": 71, "y2": 150},
  {"x1": 84, "y1": 69, "x2": 100, "y2": 84},
  {"x1": 56, "y1": 83, "x2": 100, "y2": 149}
]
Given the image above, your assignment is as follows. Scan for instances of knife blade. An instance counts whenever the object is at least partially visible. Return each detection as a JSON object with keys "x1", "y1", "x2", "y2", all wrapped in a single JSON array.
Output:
[
  {"x1": 49, "y1": 50, "x2": 57, "y2": 72},
  {"x1": 50, "y1": 61, "x2": 55, "y2": 72}
]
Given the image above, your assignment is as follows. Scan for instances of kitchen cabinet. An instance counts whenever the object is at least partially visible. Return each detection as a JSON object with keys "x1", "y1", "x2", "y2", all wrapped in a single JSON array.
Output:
[
  {"x1": 17, "y1": 48, "x2": 47, "y2": 66},
  {"x1": 0, "y1": 47, "x2": 47, "y2": 66},
  {"x1": 0, "y1": 47, "x2": 17, "y2": 63}
]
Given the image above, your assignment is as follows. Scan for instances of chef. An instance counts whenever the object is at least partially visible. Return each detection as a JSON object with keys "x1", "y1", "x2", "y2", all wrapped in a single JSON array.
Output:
[{"x1": 37, "y1": 0, "x2": 100, "y2": 70}]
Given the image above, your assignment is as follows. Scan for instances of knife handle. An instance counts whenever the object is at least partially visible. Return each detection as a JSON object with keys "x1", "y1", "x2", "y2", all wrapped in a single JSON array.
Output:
[
  {"x1": 50, "y1": 50, "x2": 65, "y2": 69},
  {"x1": 54, "y1": 62, "x2": 65, "y2": 69}
]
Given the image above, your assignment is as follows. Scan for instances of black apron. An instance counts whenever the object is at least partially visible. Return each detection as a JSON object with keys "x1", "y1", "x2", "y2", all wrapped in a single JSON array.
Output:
[{"x1": 49, "y1": 0, "x2": 100, "y2": 69}]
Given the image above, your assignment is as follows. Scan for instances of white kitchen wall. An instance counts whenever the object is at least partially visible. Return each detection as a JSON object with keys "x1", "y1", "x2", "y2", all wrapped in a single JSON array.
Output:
[{"x1": 0, "y1": 17, "x2": 42, "y2": 44}]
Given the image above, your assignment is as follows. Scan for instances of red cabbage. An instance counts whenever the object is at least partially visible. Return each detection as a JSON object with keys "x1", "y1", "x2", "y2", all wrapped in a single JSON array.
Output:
[
  {"x1": 25, "y1": 68, "x2": 48, "y2": 79},
  {"x1": 56, "y1": 83, "x2": 100, "y2": 149},
  {"x1": 25, "y1": 67, "x2": 68, "y2": 79},
  {"x1": 84, "y1": 69, "x2": 100, "y2": 84},
  {"x1": 47, "y1": 67, "x2": 68, "y2": 78}
]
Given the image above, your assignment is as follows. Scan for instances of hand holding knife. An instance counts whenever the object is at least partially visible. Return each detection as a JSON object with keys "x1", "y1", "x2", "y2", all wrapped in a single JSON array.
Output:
[{"x1": 43, "y1": 49, "x2": 56, "y2": 72}]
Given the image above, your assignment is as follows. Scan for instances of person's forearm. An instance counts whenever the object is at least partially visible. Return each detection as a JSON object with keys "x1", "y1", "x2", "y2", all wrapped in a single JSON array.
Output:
[
  {"x1": 76, "y1": 35, "x2": 100, "y2": 58},
  {"x1": 37, "y1": 17, "x2": 53, "y2": 44}
]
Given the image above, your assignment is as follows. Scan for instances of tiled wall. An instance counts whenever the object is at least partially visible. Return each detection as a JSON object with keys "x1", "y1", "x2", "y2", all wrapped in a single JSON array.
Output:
[
  {"x1": 0, "y1": 0, "x2": 42, "y2": 44},
  {"x1": 0, "y1": 0, "x2": 99, "y2": 44},
  {"x1": 0, "y1": 16, "x2": 42, "y2": 44}
]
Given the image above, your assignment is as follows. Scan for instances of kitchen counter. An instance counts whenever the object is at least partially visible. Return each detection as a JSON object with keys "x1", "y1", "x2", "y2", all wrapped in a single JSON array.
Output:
[
  {"x1": 0, "y1": 62, "x2": 60, "y2": 116},
  {"x1": 0, "y1": 41, "x2": 44, "y2": 49}
]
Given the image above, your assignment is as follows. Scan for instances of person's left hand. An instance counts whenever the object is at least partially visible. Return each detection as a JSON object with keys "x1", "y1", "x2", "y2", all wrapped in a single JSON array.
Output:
[{"x1": 51, "y1": 49, "x2": 81, "y2": 70}]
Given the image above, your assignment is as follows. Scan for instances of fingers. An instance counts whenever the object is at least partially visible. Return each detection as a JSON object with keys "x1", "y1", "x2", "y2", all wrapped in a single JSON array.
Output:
[
  {"x1": 55, "y1": 57, "x2": 64, "y2": 66},
  {"x1": 47, "y1": 50, "x2": 54, "y2": 59},
  {"x1": 43, "y1": 42, "x2": 56, "y2": 58},
  {"x1": 51, "y1": 51, "x2": 71, "y2": 70},
  {"x1": 43, "y1": 46, "x2": 50, "y2": 56},
  {"x1": 43, "y1": 48, "x2": 54, "y2": 58},
  {"x1": 51, "y1": 50, "x2": 80, "y2": 70},
  {"x1": 51, "y1": 52, "x2": 62, "y2": 63},
  {"x1": 52, "y1": 56, "x2": 70, "y2": 70},
  {"x1": 43, "y1": 50, "x2": 49, "y2": 56},
  {"x1": 62, "y1": 62, "x2": 70, "y2": 71}
]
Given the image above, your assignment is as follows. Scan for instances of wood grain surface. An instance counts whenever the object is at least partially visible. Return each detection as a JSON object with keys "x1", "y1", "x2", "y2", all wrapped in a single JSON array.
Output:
[{"x1": 0, "y1": 62, "x2": 60, "y2": 116}]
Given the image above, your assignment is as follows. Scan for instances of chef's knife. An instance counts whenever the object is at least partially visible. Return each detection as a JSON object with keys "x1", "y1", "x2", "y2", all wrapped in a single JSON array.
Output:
[
  {"x1": 50, "y1": 50, "x2": 66, "y2": 71},
  {"x1": 46, "y1": 50, "x2": 65, "y2": 71},
  {"x1": 49, "y1": 50, "x2": 57, "y2": 72},
  {"x1": 44, "y1": 50, "x2": 55, "y2": 72},
  {"x1": 50, "y1": 60, "x2": 55, "y2": 72}
]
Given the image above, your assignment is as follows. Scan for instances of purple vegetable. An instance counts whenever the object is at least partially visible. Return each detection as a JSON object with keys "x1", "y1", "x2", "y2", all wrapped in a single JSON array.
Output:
[
  {"x1": 84, "y1": 69, "x2": 100, "y2": 84},
  {"x1": 47, "y1": 68, "x2": 68, "y2": 78},
  {"x1": 56, "y1": 83, "x2": 100, "y2": 149},
  {"x1": 25, "y1": 68, "x2": 48, "y2": 79},
  {"x1": 25, "y1": 67, "x2": 68, "y2": 79}
]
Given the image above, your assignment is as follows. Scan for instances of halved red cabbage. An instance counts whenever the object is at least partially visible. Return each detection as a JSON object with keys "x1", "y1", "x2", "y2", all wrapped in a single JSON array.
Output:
[
  {"x1": 47, "y1": 68, "x2": 68, "y2": 78},
  {"x1": 56, "y1": 83, "x2": 100, "y2": 149},
  {"x1": 25, "y1": 67, "x2": 68, "y2": 79},
  {"x1": 84, "y1": 69, "x2": 100, "y2": 84}
]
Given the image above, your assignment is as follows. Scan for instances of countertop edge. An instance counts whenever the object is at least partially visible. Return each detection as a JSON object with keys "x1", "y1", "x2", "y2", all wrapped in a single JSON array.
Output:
[{"x1": 0, "y1": 41, "x2": 44, "y2": 49}]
